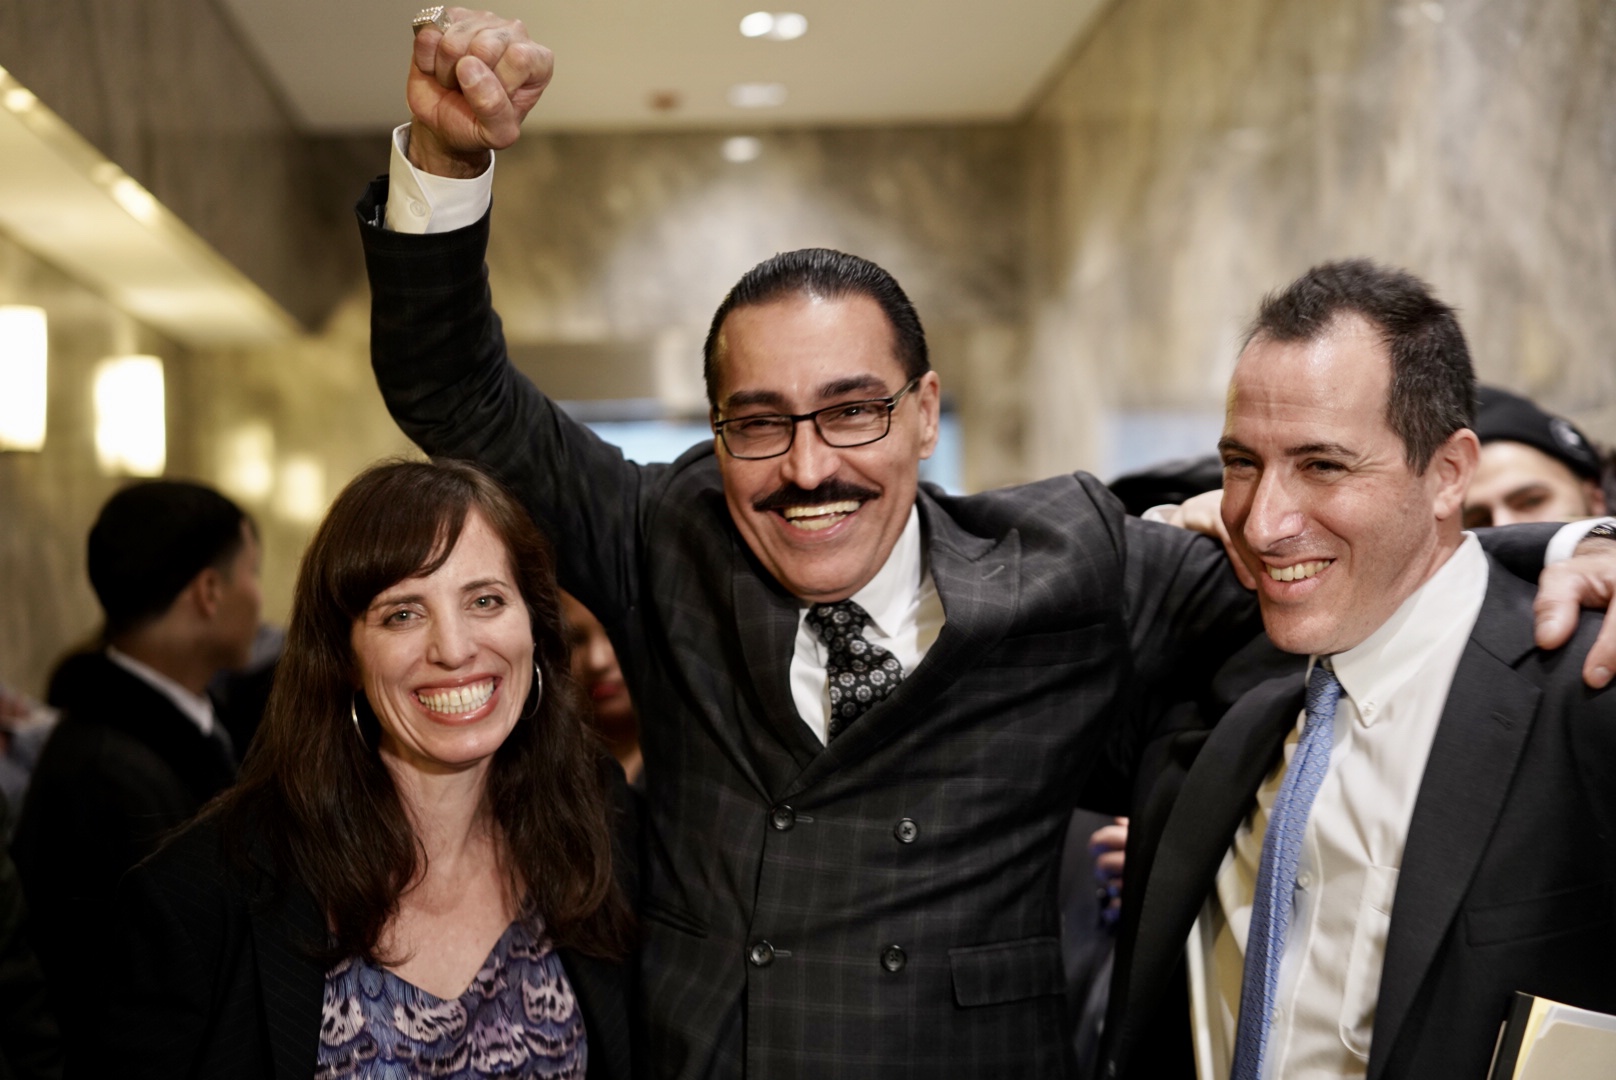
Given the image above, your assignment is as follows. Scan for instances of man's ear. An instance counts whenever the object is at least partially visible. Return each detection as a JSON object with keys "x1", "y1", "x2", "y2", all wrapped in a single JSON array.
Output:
[
  {"x1": 1431, "y1": 428, "x2": 1480, "y2": 522},
  {"x1": 190, "y1": 566, "x2": 224, "y2": 619}
]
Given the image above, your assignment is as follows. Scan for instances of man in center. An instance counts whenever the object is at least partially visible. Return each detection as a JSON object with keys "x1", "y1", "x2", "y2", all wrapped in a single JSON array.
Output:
[{"x1": 358, "y1": 11, "x2": 1614, "y2": 1076}]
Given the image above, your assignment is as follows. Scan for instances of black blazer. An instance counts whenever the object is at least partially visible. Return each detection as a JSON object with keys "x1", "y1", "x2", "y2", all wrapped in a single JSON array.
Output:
[
  {"x1": 11, "y1": 652, "x2": 235, "y2": 1039},
  {"x1": 74, "y1": 800, "x2": 639, "y2": 1080},
  {"x1": 1102, "y1": 560, "x2": 1616, "y2": 1080}
]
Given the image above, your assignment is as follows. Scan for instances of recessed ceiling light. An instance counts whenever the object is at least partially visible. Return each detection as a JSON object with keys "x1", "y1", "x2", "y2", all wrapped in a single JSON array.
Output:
[
  {"x1": 728, "y1": 83, "x2": 788, "y2": 109},
  {"x1": 739, "y1": 12, "x2": 808, "y2": 41},
  {"x1": 770, "y1": 13, "x2": 808, "y2": 40},
  {"x1": 722, "y1": 136, "x2": 762, "y2": 163}
]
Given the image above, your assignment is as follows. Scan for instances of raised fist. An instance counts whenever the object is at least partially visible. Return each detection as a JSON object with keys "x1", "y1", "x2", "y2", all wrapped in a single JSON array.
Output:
[{"x1": 406, "y1": 8, "x2": 553, "y2": 177}]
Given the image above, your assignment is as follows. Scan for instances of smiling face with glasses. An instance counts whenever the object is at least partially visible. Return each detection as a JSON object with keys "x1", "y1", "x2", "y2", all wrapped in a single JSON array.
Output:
[{"x1": 710, "y1": 292, "x2": 940, "y2": 604}]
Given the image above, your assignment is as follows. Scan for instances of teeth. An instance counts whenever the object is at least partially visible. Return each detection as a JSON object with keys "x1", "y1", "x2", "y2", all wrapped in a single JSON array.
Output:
[
  {"x1": 782, "y1": 501, "x2": 859, "y2": 530},
  {"x1": 1267, "y1": 560, "x2": 1331, "y2": 583},
  {"x1": 783, "y1": 501, "x2": 860, "y2": 519},
  {"x1": 417, "y1": 679, "x2": 494, "y2": 714}
]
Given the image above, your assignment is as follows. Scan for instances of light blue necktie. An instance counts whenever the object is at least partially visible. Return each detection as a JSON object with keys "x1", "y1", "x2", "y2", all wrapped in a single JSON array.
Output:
[{"x1": 1230, "y1": 661, "x2": 1343, "y2": 1080}]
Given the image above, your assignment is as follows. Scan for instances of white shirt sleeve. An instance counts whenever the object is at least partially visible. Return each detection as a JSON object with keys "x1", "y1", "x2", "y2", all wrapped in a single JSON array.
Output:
[
  {"x1": 1546, "y1": 516, "x2": 1616, "y2": 564},
  {"x1": 383, "y1": 122, "x2": 495, "y2": 234}
]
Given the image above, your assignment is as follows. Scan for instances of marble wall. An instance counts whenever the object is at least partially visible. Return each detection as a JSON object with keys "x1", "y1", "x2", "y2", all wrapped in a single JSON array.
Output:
[{"x1": 1022, "y1": 0, "x2": 1616, "y2": 476}]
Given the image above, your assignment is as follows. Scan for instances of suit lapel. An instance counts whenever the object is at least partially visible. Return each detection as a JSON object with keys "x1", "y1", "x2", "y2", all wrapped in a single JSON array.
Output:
[
  {"x1": 731, "y1": 561, "x2": 823, "y2": 790},
  {"x1": 782, "y1": 494, "x2": 1020, "y2": 796},
  {"x1": 1121, "y1": 674, "x2": 1304, "y2": 1040},
  {"x1": 1368, "y1": 568, "x2": 1540, "y2": 1080}
]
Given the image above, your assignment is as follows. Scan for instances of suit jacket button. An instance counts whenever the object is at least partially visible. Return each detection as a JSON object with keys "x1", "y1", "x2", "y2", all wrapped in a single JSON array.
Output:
[
  {"x1": 880, "y1": 945, "x2": 906, "y2": 972},
  {"x1": 894, "y1": 818, "x2": 918, "y2": 843},
  {"x1": 770, "y1": 805, "x2": 795, "y2": 831},
  {"x1": 748, "y1": 941, "x2": 776, "y2": 967}
]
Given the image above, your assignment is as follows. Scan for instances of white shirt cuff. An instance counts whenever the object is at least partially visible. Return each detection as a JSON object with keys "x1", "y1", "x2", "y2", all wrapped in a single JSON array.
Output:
[
  {"x1": 1546, "y1": 517, "x2": 1616, "y2": 564},
  {"x1": 384, "y1": 122, "x2": 495, "y2": 234}
]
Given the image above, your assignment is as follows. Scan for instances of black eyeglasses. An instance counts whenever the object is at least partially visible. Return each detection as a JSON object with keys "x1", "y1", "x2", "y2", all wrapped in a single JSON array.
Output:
[{"x1": 712, "y1": 378, "x2": 922, "y2": 460}]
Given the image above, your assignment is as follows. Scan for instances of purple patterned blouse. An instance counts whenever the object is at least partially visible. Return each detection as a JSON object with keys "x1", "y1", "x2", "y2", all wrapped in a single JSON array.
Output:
[{"x1": 315, "y1": 918, "x2": 586, "y2": 1078}]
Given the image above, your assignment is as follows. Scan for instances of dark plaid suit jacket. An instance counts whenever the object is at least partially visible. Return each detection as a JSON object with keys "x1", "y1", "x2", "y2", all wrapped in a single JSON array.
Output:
[
  {"x1": 358, "y1": 182, "x2": 1264, "y2": 1079},
  {"x1": 1101, "y1": 561, "x2": 1616, "y2": 1080}
]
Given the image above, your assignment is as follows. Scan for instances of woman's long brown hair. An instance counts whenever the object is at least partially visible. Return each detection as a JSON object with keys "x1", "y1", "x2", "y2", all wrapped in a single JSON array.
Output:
[{"x1": 215, "y1": 459, "x2": 631, "y2": 963}]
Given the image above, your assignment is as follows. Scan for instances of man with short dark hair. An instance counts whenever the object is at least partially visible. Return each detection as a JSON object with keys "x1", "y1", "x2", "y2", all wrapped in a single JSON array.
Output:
[
  {"x1": 1465, "y1": 384, "x2": 1608, "y2": 528},
  {"x1": 1102, "y1": 261, "x2": 1616, "y2": 1080},
  {"x1": 12, "y1": 480, "x2": 259, "y2": 1037}
]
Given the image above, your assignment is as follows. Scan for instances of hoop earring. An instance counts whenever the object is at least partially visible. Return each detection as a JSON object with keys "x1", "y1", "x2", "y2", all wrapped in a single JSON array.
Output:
[
  {"x1": 520, "y1": 660, "x2": 544, "y2": 721},
  {"x1": 350, "y1": 691, "x2": 368, "y2": 745}
]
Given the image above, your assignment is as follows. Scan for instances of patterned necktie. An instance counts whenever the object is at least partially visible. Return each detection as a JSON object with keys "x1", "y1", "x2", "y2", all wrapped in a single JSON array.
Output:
[
  {"x1": 1230, "y1": 661, "x2": 1343, "y2": 1080},
  {"x1": 805, "y1": 599, "x2": 905, "y2": 739}
]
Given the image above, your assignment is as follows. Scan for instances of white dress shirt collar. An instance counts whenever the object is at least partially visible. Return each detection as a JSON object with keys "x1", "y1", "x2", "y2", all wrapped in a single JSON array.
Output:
[
  {"x1": 105, "y1": 646, "x2": 216, "y2": 736},
  {"x1": 1324, "y1": 532, "x2": 1489, "y2": 729},
  {"x1": 846, "y1": 506, "x2": 924, "y2": 634}
]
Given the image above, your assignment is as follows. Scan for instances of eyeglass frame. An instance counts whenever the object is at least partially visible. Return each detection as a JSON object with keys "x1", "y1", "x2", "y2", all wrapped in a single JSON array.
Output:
[{"x1": 711, "y1": 376, "x2": 924, "y2": 460}]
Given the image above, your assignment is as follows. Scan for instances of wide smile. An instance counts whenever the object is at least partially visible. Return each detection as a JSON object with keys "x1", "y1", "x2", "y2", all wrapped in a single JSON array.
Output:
[
  {"x1": 415, "y1": 677, "x2": 498, "y2": 720},
  {"x1": 779, "y1": 499, "x2": 863, "y2": 533},
  {"x1": 1265, "y1": 559, "x2": 1333, "y2": 583}
]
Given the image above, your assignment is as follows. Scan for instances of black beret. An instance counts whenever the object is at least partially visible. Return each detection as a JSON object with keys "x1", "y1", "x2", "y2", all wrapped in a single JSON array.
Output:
[{"x1": 1473, "y1": 385, "x2": 1601, "y2": 481}]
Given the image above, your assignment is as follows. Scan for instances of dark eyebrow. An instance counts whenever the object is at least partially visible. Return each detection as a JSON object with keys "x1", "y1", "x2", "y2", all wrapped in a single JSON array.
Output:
[
  {"x1": 1216, "y1": 437, "x2": 1357, "y2": 459},
  {"x1": 818, "y1": 375, "x2": 890, "y2": 399},
  {"x1": 460, "y1": 577, "x2": 510, "y2": 594},
  {"x1": 722, "y1": 375, "x2": 893, "y2": 414},
  {"x1": 722, "y1": 389, "x2": 789, "y2": 412},
  {"x1": 1288, "y1": 441, "x2": 1355, "y2": 458}
]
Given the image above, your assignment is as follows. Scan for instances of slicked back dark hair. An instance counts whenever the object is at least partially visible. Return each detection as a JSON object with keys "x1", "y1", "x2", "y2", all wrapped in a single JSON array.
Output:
[
  {"x1": 214, "y1": 459, "x2": 630, "y2": 964},
  {"x1": 1244, "y1": 259, "x2": 1475, "y2": 473},
  {"x1": 702, "y1": 248, "x2": 929, "y2": 408}
]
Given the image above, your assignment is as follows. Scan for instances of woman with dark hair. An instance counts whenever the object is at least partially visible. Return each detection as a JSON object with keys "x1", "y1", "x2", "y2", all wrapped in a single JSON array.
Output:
[{"x1": 83, "y1": 460, "x2": 636, "y2": 1079}]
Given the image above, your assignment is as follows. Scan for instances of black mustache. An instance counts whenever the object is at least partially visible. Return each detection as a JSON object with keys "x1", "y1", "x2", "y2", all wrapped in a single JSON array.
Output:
[{"x1": 753, "y1": 480, "x2": 880, "y2": 514}]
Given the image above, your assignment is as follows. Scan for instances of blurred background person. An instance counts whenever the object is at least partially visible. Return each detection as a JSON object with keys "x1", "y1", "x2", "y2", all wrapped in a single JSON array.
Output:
[
  {"x1": 0, "y1": 686, "x2": 57, "y2": 840},
  {"x1": 1465, "y1": 384, "x2": 1607, "y2": 527},
  {"x1": 91, "y1": 460, "x2": 634, "y2": 1078},
  {"x1": 0, "y1": 845, "x2": 59, "y2": 1080},
  {"x1": 561, "y1": 592, "x2": 642, "y2": 787},
  {"x1": 10, "y1": 481, "x2": 259, "y2": 1041}
]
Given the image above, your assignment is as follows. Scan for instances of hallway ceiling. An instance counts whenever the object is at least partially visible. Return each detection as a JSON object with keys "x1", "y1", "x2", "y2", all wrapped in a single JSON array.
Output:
[{"x1": 218, "y1": 0, "x2": 1109, "y2": 131}]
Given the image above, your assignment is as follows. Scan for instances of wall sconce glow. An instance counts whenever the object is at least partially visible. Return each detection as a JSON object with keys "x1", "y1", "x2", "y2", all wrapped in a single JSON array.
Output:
[
  {"x1": 728, "y1": 82, "x2": 788, "y2": 109},
  {"x1": 274, "y1": 454, "x2": 328, "y2": 525},
  {"x1": 739, "y1": 12, "x2": 807, "y2": 40},
  {"x1": 218, "y1": 420, "x2": 276, "y2": 502},
  {"x1": 722, "y1": 136, "x2": 763, "y2": 163},
  {"x1": 0, "y1": 306, "x2": 48, "y2": 451},
  {"x1": 93, "y1": 355, "x2": 165, "y2": 476}
]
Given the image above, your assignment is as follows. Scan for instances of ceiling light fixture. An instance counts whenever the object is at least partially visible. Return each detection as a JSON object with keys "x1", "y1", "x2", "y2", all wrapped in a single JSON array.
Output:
[
  {"x1": 739, "y1": 12, "x2": 808, "y2": 40},
  {"x1": 722, "y1": 136, "x2": 763, "y2": 163},
  {"x1": 727, "y1": 82, "x2": 788, "y2": 109}
]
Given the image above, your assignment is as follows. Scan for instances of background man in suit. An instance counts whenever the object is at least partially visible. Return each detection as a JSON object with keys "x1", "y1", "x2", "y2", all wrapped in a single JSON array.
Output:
[
  {"x1": 11, "y1": 480, "x2": 259, "y2": 1039},
  {"x1": 1465, "y1": 384, "x2": 1609, "y2": 528},
  {"x1": 1102, "y1": 261, "x2": 1616, "y2": 1080}
]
